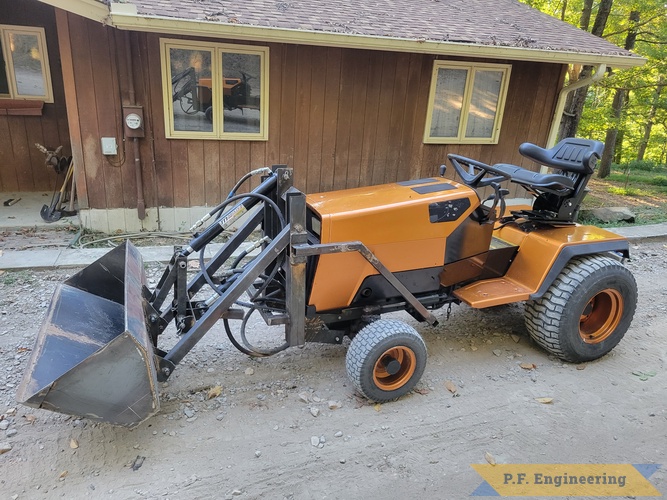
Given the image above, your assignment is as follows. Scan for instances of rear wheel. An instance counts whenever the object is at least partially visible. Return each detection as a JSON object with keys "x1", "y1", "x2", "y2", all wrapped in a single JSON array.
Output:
[
  {"x1": 345, "y1": 319, "x2": 427, "y2": 402},
  {"x1": 525, "y1": 254, "x2": 637, "y2": 362}
]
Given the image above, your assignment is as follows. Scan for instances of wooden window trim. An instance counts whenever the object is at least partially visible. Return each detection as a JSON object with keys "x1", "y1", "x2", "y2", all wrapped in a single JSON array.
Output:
[
  {"x1": 0, "y1": 25, "x2": 54, "y2": 103},
  {"x1": 160, "y1": 38, "x2": 269, "y2": 141},
  {"x1": 423, "y1": 60, "x2": 511, "y2": 145}
]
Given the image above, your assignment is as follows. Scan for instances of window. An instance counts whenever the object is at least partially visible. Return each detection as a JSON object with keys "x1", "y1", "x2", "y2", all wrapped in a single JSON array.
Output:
[
  {"x1": 160, "y1": 39, "x2": 268, "y2": 140},
  {"x1": 0, "y1": 25, "x2": 54, "y2": 102},
  {"x1": 424, "y1": 61, "x2": 511, "y2": 144}
]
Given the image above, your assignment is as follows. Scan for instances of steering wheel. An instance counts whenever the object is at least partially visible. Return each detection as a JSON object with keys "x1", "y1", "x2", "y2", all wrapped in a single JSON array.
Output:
[{"x1": 447, "y1": 154, "x2": 511, "y2": 188}]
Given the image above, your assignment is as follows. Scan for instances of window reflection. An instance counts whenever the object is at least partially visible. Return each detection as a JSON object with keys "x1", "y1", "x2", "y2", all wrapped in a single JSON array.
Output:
[
  {"x1": 222, "y1": 53, "x2": 261, "y2": 134},
  {"x1": 466, "y1": 70, "x2": 502, "y2": 138},
  {"x1": 9, "y1": 33, "x2": 46, "y2": 97},
  {"x1": 170, "y1": 48, "x2": 213, "y2": 133},
  {"x1": 425, "y1": 62, "x2": 510, "y2": 144},
  {"x1": 430, "y1": 68, "x2": 467, "y2": 138}
]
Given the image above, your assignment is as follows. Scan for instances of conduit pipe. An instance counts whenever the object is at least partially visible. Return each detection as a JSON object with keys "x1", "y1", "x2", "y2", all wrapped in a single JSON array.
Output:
[{"x1": 125, "y1": 30, "x2": 146, "y2": 220}]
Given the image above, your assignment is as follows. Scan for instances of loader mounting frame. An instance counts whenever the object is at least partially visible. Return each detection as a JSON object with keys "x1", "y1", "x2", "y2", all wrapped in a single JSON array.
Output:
[{"x1": 147, "y1": 167, "x2": 438, "y2": 382}]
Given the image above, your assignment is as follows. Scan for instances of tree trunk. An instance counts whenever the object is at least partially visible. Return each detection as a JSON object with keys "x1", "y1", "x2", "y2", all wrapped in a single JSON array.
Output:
[
  {"x1": 599, "y1": 89, "x2": 625, "y2": 177},
  {"x1": 590, "y1": 0, "x2": 613, "y2": 37},
  {"x1": 637, "y1": 77, "x2": 665, "y2": 161},
  {"x1": 614, "y1": 130, "x2": 624, "y2": 163},
  {"x1": 558, "y1": 0, "x2": 612, "y2": 140},
  {"x1": 580, "y1": 0, "x2": 594, "y2": 31},
  {"x1": 598, "y1": 10, "x2": 640, "y2": 178}
]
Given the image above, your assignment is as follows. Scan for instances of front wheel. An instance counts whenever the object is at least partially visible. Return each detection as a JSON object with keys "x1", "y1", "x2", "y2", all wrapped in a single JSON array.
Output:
[
  {"x1": 525, "y1": 254, "x2": 637, "y2": 362},
  {"x1": 345, "y1": 319, "x2": 427, "y2": 402}
]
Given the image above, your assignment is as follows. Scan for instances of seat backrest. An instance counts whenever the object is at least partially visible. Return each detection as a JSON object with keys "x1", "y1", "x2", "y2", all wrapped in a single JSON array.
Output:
[{"x1": 519, "y1": 138, "x2": 604, "y2": 174}]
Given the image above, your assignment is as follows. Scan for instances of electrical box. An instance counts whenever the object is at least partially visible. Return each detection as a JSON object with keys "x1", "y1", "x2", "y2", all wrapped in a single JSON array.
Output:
[
  {"x1": 123, "y1": 105, "x2": 145, "y2": 138},
  {"x1": 101, "y1": 137, "x2": 118, "y2": 156}
]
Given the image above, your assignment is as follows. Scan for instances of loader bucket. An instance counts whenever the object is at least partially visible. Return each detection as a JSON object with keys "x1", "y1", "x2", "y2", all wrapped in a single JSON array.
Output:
[{"x1": 16, "y1": 241, "x2": 160, "y2": 427}]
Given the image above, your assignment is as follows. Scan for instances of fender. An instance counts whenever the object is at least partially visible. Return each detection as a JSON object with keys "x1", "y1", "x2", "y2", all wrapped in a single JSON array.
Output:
[
  {"x1": 530, "y1": 239, "x2": 629, "y2": 300},
  {"x1": 454, "y1": 222, "x2": 630, "y2": 308}
]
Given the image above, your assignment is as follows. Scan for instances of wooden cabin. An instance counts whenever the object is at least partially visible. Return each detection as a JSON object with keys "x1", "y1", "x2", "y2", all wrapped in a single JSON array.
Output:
[{"x1": 0, "y1": 0, "x2": 643, "y2": 232}]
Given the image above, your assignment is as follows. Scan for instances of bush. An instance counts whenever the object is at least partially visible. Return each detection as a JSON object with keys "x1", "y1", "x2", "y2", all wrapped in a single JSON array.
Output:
[
  {"x1": 626, "y1": 159, "x2": 660, "y2": 172},
  {"x1": 607, "y1": 186, "x2": 644, "y2": 196},
  {"x1": 651, "y1": 175, "x2": 667, "y2": 186}
]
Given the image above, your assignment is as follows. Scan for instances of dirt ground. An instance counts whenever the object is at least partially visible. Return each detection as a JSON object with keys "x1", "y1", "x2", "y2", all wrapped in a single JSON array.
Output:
[{"x1": 0, "y1": 240, "x2": 665, "y2": 499}]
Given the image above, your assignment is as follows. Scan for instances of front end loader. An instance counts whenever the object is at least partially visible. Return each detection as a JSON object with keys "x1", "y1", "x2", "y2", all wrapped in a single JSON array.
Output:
[{"x1": 17, "y1": 138, "x2": 637, "y2": 427}]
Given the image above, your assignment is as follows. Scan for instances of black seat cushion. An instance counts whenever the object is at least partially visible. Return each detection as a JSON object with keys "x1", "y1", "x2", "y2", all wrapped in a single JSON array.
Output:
[{"x1": 494, "y1": 164, "x2": 575, "y2": 193}]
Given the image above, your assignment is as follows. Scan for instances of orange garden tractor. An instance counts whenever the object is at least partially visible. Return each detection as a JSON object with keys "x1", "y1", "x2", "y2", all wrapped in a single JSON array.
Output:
[{"x1": 17, "y1": 138, "x2": 637, "y2": 427}]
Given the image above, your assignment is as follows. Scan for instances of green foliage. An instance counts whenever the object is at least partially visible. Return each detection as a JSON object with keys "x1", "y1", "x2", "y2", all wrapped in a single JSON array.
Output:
[
  {"x1": 606, "y1": 186, "x2": 645, "y2": 196},
  {"x1": 651, "y1": 175, "x2": 667, "y2": 186},
  {"x1": 520, "y1": 0, "x2": 667, "y2": 164},
  {"x1": 627, "y1": 159, "x2": 661, "y2": 172},
  {"x1": 1, "y1": 271, "x2": 33, "y2": 286}
]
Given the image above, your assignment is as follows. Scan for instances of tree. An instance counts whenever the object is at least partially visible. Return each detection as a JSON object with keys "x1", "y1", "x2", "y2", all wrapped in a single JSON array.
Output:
[
  {"x1": 523, "y1": 0, "x2": 667, "y2": 166},
  {"x1": 598, "y1": 10, "x2": 640, "y2": 178},
  {"x1": 637, "y1": 76, "x2": 665, "y2": 160},
  {"x1": 557, "y1": 0, "x2": 613, "y2": 141}
]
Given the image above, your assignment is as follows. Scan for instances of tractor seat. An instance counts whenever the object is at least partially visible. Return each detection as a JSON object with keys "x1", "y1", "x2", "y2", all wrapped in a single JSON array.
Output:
[
  {"x1": 492, "y1": 164, "x2": 575, "y2": 194},
  {"x1": 491, "y1": 138, "x2": 604, "y2": 195}
]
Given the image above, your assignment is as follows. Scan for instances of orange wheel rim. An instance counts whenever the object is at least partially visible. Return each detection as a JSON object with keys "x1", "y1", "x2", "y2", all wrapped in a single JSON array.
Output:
[
  {"x1": 372, "y1": 346, "x2": 417, "y2": 391},
  {"x1": 579, "y1": 289, "x2": 624, "y2": 344}
]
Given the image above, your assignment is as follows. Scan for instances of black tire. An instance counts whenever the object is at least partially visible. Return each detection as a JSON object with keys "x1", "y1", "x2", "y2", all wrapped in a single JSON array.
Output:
[
  {"x1": 345, "y1": 319, "x2": 427, "y2": 402},
  {"x1": 525, "y1": 254, "x2": 637, "y2": 362}
]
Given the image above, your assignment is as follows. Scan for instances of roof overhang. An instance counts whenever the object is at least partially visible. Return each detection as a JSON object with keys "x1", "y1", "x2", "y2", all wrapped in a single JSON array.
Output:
[{"x1": 40, "y1": 0, "x2": 646, "y2": 69}]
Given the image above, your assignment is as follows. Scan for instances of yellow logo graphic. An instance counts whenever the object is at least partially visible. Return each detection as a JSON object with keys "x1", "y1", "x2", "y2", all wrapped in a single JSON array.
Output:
[{"x1": 471, "y1": 464, "x2": 661, "y2": 496}]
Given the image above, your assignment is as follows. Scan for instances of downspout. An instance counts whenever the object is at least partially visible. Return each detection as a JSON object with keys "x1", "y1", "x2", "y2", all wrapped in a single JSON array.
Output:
[
  {"x1": 124, "y1": 30, "x2": 146, "y2": 220},
  {"x1": 543, "y1": 63, "x2": 606, "y2": 173}
]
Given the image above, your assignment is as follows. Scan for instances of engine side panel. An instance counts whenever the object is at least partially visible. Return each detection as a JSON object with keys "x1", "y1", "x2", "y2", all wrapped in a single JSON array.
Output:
[{"x1": 306, "y1": 179, "x2": 479, "y2": 311}]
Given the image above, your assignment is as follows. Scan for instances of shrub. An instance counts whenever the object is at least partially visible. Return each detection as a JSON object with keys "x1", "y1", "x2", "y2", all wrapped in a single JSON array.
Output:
[
  {"x1": 651, "y1": 175, "x2": 667, "y2": 187},
  {"x1": 607, "y1": 186, "x2": 644, "y2": 196},
  {"x1": 626, "y1": 159, "x2": 659, "y2": 172}
]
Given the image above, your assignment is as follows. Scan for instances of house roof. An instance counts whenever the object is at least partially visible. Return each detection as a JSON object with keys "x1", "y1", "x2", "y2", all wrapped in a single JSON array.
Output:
[{"x1": 46, "y1": 0, "x2": 645, "y2": 68}]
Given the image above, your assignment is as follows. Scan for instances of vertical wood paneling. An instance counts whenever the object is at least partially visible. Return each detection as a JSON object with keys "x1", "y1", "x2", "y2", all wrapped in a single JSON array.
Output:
[
  {"x1": 188, "y1": 140, "x2": 205, "y2": 206},
  {"x1": 279, "y1": 45, "x2": 298, "y2": 171},
  {"x1": 203, "y1": 140, "x2": 220, "y2": 205},
  {"x1": 292, "y1": 45, "x2": 312, "y2": 191},
  {"x1": 319, "y1": 48, "x2": 342, "y2": 192},
  {"x1": 55, "y1": 10, "x2": 86, "y2": 205},
  {"x1": 69, "y1": 15, "x2": 107, "y2": 208},
  {"x1": 385, "y1": 52, "x2": 411, "y2": 184},
  {"x1": 145, "y1": 34, "x2": 173, "y2": 208},
  {"x1": 0, "y1": 0, "x2": 70, "y2": 193},
  {"x1": 88, "y1": 25, "x2": 125, "y2": 209},
  {"x1": 332, "y1": 50, "x2": 356, "y2": 191},
  {"x1": 358, "y1": 54, "x2": 384, "y2": 188},
  {"x1": 409, "y1": 55, "x2": 434, "y2": 180},
  {"x1": 8, "y1": 117, "x2": 32, "y2": 190},
  {"x1": 346, "y1": 51, "x2": 370, "y2": 189},
  {"x1": 219, "y1": 141, "x2": 237, "y2": 195},
  {"x1": 371, "y1": 52, "x2": 398, "y2": 185},
  {"x1": 171, "y1": 141, "x2": 189, "y2": 206},
  {"x1": 266, "y1": 44, "x2": 283, "y2": 167},
  {"x1": 0, "y1": 117, "x2": 18, "y2": 191},
  {"x1": 305, "y1": 46, "x2": 328, "y2": 194},
  {"x1": 134, "y1": 33, "x2": 157, "y2": 209},
  {"x1": 43, "y1": 13, "x2": 564, "y2": 213}
]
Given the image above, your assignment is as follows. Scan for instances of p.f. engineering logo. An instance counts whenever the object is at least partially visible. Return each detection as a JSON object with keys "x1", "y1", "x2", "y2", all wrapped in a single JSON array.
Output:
[{"x1": 471, "y1": 464, "x2": 661, "y2": 496}]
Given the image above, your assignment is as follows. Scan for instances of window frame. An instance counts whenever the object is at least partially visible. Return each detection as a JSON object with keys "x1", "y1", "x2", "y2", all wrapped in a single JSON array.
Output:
[
  {"x1": 423, "y1": 60, "x2": 511, "y2": 145},
  {"x1": 0, "y1": 25, "x2": 54, "y2": 103},
  {"x1": 160, "y1": 38, "x2": 269, "y2": 141}
]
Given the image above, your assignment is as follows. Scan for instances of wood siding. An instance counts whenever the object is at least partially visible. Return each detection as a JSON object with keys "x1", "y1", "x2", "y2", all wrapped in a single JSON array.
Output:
[
  {"x1": 0, "y1": 0, "x2": 70, "y2": 192},
  {"x1": 59, "y1": 13, "x2": 563, "y2": 210}
]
